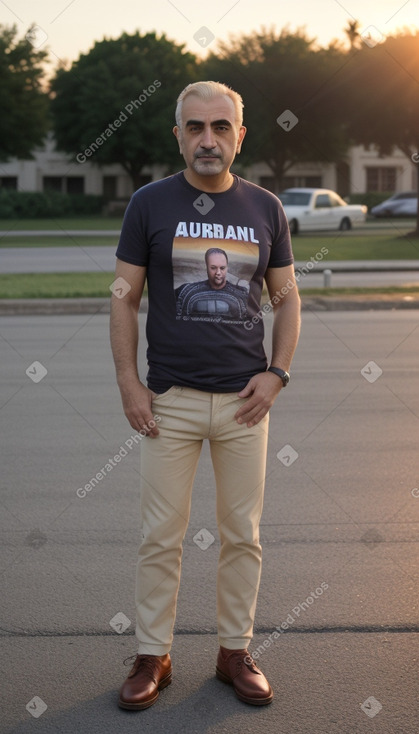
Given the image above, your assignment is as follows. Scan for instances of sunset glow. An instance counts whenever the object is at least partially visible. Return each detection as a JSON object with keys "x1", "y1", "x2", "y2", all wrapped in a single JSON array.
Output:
[{"x1": 3, "y1": 0, "x2": 418, "y2": 66}]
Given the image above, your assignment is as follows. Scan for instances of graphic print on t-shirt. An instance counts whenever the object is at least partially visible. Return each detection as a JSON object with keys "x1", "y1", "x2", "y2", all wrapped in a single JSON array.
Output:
[{"x1": 173, "y1": 231, "x2": 260, "y2": 324}]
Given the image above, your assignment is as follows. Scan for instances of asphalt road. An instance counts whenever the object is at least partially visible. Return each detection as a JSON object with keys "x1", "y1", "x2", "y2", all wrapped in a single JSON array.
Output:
[
  {"x1": 1, "y1": 244, "x2": 419, "y2": 290},
  {"x1": 1, "y1": 310, "x2": 419, "y2": 733}
]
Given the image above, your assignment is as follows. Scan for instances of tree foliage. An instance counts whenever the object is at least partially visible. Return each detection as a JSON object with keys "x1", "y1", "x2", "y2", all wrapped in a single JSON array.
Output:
[
  {"x1": 201, "y1": 28, "x2": 350, "y2": 191},
  {"x1": 340, "y1": 32, "x2": 419, "y2": 233},
  {"x1": 51, "y1": 32, "x2": 197, "y2": 190},
  {"x1": 344, "y1": 20, "x2": 361, "y2": 50},
  {"x1": 0, "y1": 24, "x2": 49, "y2": 161}
]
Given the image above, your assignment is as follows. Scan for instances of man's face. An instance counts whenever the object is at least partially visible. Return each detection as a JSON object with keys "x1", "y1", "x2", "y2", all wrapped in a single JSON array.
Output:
[
  {"x1": 206, "y1": 253, "x2": 228, "y2": 290},
  {"x1": 173, "y1": 94, "x2": 246, "y2": 182}
]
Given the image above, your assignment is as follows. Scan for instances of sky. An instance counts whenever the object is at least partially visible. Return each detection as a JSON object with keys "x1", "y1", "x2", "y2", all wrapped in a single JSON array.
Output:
[{"x1": 2, "y1": 0, "x2": 418, "y2": 69}]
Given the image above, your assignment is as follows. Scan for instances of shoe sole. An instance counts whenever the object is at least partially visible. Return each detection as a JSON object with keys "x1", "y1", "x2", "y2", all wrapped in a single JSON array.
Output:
[
  {"x1": 215, "y1": 667, "x2": 273, "y2": 706},
  {"x1": 118, "y1": 671, "x2": 172, "y2": 710}
]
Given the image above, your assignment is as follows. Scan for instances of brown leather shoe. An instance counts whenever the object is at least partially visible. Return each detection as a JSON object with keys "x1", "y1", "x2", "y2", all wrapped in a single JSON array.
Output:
[
  {"x1": 118, "y1": 653, "x2": 172, "y2": 710},
  {"x1": 216, "y1": 647, "x2": 273, "y2": 705}
]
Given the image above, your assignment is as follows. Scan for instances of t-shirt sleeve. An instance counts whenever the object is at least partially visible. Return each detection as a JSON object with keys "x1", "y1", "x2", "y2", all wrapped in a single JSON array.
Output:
[
  {"x1": 115, "y1": 192, "x2": 149, "y2": 266},
  {"x1": 266, "y1": 199, "x2": 294, "y2": 268}
]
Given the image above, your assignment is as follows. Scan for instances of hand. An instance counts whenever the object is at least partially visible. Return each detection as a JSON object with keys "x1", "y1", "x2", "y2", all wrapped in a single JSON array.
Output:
[
  {"x1": 234, "y1": 372, "x2": 283, "y2": 427},
  {"x1": 118, "y1": 380, "x2": 160, "y2": 436}
]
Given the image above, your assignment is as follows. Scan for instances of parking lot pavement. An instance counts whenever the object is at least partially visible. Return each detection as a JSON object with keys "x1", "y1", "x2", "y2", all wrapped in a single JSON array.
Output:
[
  {"x1": 2, "y1": 242, "x2": 419, "y2": 291},
  {"x1": 1, "y1": 310, "x2": 419, "y2": 733},
  {"x1": 0, "y1": 245, "x2": 117, "y2": 273}
]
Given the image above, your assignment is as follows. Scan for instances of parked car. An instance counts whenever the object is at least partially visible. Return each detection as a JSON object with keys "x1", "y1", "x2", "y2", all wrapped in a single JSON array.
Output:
[
  {"x1": 370, "y1": 192, "x2": 418, "y2": 217},
  {"x1": 278, "y1": 188, "x2": 368, "y2": 234}
]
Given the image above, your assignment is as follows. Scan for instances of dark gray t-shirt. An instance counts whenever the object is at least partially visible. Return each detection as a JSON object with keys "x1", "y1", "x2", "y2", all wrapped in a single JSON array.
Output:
[{"x1": 116, "y1": 171, "x2": 294, "y2": 393}]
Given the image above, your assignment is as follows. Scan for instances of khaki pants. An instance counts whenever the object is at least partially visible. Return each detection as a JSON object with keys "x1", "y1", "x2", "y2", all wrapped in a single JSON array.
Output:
[{"x1": 135, "y1": 386, "x2": 269, "y2": 655}]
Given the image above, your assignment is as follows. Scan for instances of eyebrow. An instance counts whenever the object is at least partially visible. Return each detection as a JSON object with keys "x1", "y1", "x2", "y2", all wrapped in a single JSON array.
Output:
[{"x1": 185, "y1": 119, "x2": 233, "y2": 128}]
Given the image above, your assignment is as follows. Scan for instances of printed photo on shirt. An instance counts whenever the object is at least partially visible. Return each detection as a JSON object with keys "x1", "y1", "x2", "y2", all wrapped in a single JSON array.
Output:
[{"x1": 173, "y1": 237, "x2": 259, "y2": 324}]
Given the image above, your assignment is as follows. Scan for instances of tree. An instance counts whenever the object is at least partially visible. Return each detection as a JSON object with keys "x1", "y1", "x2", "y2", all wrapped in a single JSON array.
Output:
[
  {"x1": 201, "y1": 28, "x2": 351, "y2": 192},
  {"x1": 51, "y1": 32, "x2": 197, "y2": 191},
  {"x1": 0, "y1": 24, "x2": 49, "y2": 161},
  {"x1": 341, "y1": 32, "x2": 419, "y2": 235},
  {"x1": 344, "y1": 20, "x2": 361, "y2": 50}
]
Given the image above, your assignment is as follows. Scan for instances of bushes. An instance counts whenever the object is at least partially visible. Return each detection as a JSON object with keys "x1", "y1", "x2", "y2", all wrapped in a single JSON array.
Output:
[
  {"x1": 0, "y1": 190, "x2": 103, "y2": 218},
  {"x1": 346, "y1": 192, "x2": 394, "y2": 211}
]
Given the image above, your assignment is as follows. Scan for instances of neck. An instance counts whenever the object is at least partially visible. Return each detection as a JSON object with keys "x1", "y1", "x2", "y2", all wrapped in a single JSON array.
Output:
[{"x1": 183, "y1": 169, "x2": 234, "y2": 193}]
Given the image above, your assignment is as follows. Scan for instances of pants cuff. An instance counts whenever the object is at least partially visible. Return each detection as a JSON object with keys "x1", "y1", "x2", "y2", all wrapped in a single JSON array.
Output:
[
  {"x1": 218, "y1": 637, "x2": 252, "y2": 650},
  {"x1": 137, "y1": 642, "x2": 172, "y2": 656}
]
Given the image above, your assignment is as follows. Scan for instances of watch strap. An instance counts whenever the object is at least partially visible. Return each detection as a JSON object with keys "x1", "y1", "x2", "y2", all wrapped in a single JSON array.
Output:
[{"x1": 268, "y1": 366, "x2": 290, "y2": 386}]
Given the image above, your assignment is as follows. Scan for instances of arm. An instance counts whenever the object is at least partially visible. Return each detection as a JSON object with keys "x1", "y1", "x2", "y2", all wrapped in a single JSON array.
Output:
[
  {"x1": 109, "y1": 258, "x2": 159, "y2": 436},
  {"x1": 235, "y1": 264, "x2": 301, "y2": 427}
]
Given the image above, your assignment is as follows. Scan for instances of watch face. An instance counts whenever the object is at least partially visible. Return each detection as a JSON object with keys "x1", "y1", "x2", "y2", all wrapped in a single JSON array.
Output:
[{"x1": 269, "y1": 367, "x2": 289, "y2": 385}]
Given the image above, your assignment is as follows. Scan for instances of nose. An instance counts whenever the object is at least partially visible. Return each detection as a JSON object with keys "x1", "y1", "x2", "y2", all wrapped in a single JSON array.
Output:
[{"x1": 200, "y1": 125, "x2": 216, "y2": 149}]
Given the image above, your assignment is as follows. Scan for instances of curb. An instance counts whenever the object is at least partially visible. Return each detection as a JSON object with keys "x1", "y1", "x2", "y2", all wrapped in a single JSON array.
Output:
[
  {"x1": 300, "y1": 294, "x2": 419, "y2": 311},
  {"x1": 1, "y1": 294, "x2": 419, "y2": 315}
]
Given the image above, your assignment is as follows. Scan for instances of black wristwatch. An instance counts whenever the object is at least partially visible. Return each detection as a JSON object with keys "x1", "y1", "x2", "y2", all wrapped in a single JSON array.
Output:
[{"x1": 268, "y1": 366, "x2": 290, "y2": 387}]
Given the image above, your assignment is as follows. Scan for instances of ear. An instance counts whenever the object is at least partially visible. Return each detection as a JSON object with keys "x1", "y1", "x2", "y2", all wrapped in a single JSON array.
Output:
[
  {"x1": 236, "y1": 126, "x2": 247, "y2": 154},
  {"x1": 173, "y1": 126, "x2": 183, "y2": 153}
]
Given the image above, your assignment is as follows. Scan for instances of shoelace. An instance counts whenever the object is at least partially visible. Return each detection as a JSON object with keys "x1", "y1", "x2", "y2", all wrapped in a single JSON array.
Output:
[
  {"x1": 231, "y1": 653, "x2": 260, "y2": 676},
  {"x1": 123, "y1": 654, "x2": 161, "y2": 680}
]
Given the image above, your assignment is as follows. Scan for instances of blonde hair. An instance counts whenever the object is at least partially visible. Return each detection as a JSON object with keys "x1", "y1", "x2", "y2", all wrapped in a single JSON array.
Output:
[{"x1": 175, "y1": 81, "x2": 244, "y2": 128}]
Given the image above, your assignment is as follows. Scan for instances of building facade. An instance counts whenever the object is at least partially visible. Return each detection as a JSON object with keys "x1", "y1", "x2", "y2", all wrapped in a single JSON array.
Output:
[{"x1": 0, "y1": 135, "x2": 416, "y2": 202}]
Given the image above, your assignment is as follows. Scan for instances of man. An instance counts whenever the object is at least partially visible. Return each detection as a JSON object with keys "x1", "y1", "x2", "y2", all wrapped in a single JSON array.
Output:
[
  {"x1": 175, "y1": 247, "x2": 249, "y2": 321},
  {"x1": 110, "y1": 80, "x2": 300, "y2": 710},
  {"x1": 203, "y1": 247, "x2": 230, "y2": 289}
]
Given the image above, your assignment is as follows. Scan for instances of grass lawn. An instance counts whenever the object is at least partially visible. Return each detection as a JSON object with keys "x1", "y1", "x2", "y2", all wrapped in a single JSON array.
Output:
[
  {"x1": 1, "y1": 221, "x2": 419, "y2": 259},
  {"x1": 0, "y1": 235, "x2": 119, "y2": 248},
  {"x1": 291, "y1": 231, "x2": 419, "y2": 261},
  {"x1": 0, "y1": 272, "x2": 116, "y2": 299},
  {"x1": 1, "y1": 272, "x2": 419, "y2": 299}
]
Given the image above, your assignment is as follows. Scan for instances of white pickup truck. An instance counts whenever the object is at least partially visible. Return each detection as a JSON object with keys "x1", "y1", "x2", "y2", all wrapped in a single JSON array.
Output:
[{"x1": 278, "y1": 188, "x2": 368, "y2": 234}]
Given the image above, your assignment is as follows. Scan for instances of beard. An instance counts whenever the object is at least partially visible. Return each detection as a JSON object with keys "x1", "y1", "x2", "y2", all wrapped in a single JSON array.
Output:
[{"x1": 192, "y1": 153, "x2": 224, "y2": 176}]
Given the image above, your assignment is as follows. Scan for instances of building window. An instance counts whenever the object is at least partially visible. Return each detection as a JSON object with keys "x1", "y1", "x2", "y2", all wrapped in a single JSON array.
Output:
[
  {"x1": 282, "y1": 175, "x2": 322, "y2": 189},
  {"x1": 0, "y1": 177, "x2": 18, "y2": 189},
  {"x1": 103, "y1": 176, "x2": 117, "y2": 200},
  {"x1": 366, "y1": 167, "x2": 397, "y2": 192},
  {"x1": 259, "y1": 177, "x2": 276, "y2": 193},
  {"x1": 305, "y1": 176, "x2": 323, "y2": 188},
  {"x1": 43, "y1": 176, "x2": 63, "y2": 192},
  {"x1": 260, "y1": 175, "x2": 322, "y2": 193},
  {"x1": 66, "y1": 177, "x2": 84, "y2": 194},
  {"x1": 43, "y1": 177, "x2": 84, "y2": 194}
]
